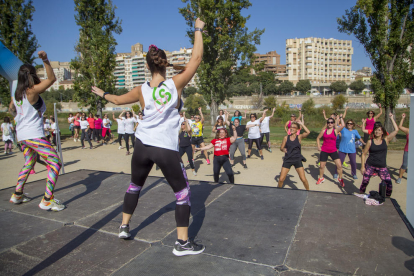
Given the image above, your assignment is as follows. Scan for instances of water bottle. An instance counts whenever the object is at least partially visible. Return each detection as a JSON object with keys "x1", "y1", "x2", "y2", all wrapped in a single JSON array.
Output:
[{"x1": 379, "y1": 181, "x2": 387, "y2": 199}]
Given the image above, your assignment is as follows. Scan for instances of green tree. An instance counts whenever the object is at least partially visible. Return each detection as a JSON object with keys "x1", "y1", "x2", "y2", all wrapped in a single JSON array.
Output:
[
  {"x1": 0, "y1": 0, "x2": 39, "y2": 107},
  {"x1": 295, "y1": 80, "x2": 311, "y2": 94},
  {"x1": 349, "y1": 80, "x2": 366, "y2": 94},
  {"x1": 329, "y1": 81, "x2": 348, "y2": 93},
  {"x1": 263, "y1": 96, "x2": 276, "y2": 109},
  {"x1": 71, "y1": 0, "x2": 122, "y2": 116},
  {"x1": 275, "y1": 101, "x2": 290, "y2": 117},
  {"x1": 183, "y1": 86, "x2": 198, "y2": 97},
  {"x1": 301, "y1": 98, "x2": 316, "y2": 115},
  {"x1": 331, "y1": 94, "x2": 348, "y2": 111},
  {"x1": 278, "y1": 81, "x2": 294, "y2": 95},
  {"x1": 184, "y1": 94, "x2": 207, "y2": 115},
  {"x1": 264, "y1": 83, "x2": 278, "y2": 95},
  {"x1": 179, "y1": 0, "x2": 264, "y2": 124},
  {"x1": 131, "y1": 104, "x2": 140, "y2": 113},
  {"x1": 337, "y1": 0, "x2": 414, "y2": 135}
]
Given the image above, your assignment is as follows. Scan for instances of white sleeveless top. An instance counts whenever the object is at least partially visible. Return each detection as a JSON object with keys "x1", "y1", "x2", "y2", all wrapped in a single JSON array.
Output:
[
  {"x1": 13, "y1": 94, "x2": 46, "y2": 142},
  {"x1": 135, "y1": 79, "x2": 180, "y2": 151}
]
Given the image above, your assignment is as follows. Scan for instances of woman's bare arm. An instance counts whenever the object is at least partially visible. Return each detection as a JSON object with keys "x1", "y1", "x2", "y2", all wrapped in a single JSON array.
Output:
[
  {"x1": 27, "y1": 51, "x2": 56, "y2": 95},
  {"x1": 386, "y1": 113, "x2": 399, "y2": 142},
  {"x1": 92, "y1": 85, "x2": 141, "y2": 105}
]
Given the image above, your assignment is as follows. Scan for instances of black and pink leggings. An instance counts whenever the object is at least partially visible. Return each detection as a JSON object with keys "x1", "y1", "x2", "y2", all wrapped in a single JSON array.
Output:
[
  {"x1": 359, "y1": 164, "x2": 392, "y2": 196},
  {"x1": 122, "y1": 139, "x2": 191, "y2": 227}
]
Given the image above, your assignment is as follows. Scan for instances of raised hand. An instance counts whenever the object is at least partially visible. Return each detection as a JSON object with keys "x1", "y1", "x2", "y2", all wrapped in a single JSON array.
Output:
[
  {"x1": 198, "y1": 107, "x2": 202, "y2": 111},
  {"x1": 402, "y1": 113, "x2": 406, "y2": 119},
  {"x1": 389, "y1": 113, "x2": 393, "y2": 118},
  {"x1": 91, "y1": 86, "x2": 105, "y2": 97},
  {"x1": 195, "y1": 18, "x2": 205, "y2": 30},
  {"x1": 264, "y1": 108, "x2": 269, "y2": 112},
  {"x1": 38, "y1": 51, "x2": 48, "y2": 60},
  {"x1": 322, "y1": 109, "x2": 325, "y2": 114}
]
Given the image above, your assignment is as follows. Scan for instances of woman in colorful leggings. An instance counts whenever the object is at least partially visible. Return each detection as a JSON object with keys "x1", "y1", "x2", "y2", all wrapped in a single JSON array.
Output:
[
  {"x1": 360, "y1": 113, "x2": 398, "y2": 196},
  {"x1": 396, "y1": 113, "x2": 409, "y2": 184},
  {"x1": 8, "y1": 51, "x2": 64, "y2": 211}
]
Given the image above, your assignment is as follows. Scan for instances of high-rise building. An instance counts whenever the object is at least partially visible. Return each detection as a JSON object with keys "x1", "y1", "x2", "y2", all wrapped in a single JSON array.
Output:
[
  {"x1": 37, "y1": 61, "x2": 73, "y2": 91},
  {"x1": 114, "y1": 44, "x2": 198, "y2": 90},
  {"x1": 285, "y1": 37, "x2": 353, "y2": 89},
  {"x1": 252, "y1": 51, "x2": 286, "y2": 74}
]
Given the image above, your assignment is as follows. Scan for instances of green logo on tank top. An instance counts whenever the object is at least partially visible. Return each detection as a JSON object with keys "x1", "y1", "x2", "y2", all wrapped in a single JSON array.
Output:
[{"x1": 152, "y1": 84, "x2": 171, "y2": 106}]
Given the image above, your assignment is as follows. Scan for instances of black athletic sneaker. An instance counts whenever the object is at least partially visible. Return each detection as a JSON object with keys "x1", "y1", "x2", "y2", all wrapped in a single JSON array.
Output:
[
  {"x1": 261, "y1": 155, "x2": 264, "y2": 160},
  {"x1": 118, "y1": 224, "x2": 131, "y2": 239},
  {"x1": 172, "y1": 240, "x2": 205, "y2": 256},
  {"x1": 247, "y1": 155, "x2": 250, "y2": 159},
  {"x1": 243, "y1": 164, "x2": 247, "y2": 169}
]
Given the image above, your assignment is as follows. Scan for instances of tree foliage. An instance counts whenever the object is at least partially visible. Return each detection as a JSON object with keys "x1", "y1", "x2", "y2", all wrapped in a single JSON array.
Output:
[
  {"x1": 295, "y1": 80, "x2": 311, "y2": 94},
  {"x1": 183, "y1": 86, "x2": 198, "y2": 97},
  {"x1": 71, "y1": 0, "x2": 122, "y2": 115},
  {"x1": 301, "y1": 98, "x2": 316, "y2": 115},
  {"x1": 278, "y1": 81, "x2": 294, "y2": 95},
  {"x1": 337, "y1": 0, "x2": 414, "y2": 133},
  {"x1": 349, "y1": 79, "x2": 366, "y2": 93},
  {"x1": 331, "y1": 94, "x2": 348, "y2": 111},
  {"x1": 179, "y1": 0, "x2": 264, "y2": 123},
  {"x1": 329, "y1": 81, "x2": 348, "y2": 93},
  {"x1": 184, "y1": 94, "x2": 207, "y2": 115},
  {"x1": 0, "y1": 0, "x2": 39, "y2": 107},
  {"x1": 131, "y1": 104, "x2": 140, "y2": 113},
  {"x1": 263, "y1": 96, "x2": 277, "y2": 109}
]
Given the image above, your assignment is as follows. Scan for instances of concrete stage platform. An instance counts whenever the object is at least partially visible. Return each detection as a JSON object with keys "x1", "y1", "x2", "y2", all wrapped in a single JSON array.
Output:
[{"x1": 0, "y1": 170, "x2": 413, "y2": 275}]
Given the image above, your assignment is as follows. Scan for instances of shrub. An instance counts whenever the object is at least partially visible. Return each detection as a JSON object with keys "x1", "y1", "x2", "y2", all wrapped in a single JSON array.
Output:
[
  {"x1": 263, "y1": 96, "x2": 277, "y2": 109},
  {"x1": 301, "y1": 98, "x2": 316, "y2": 115},
  {"x1": 131, "y1": 104, "x2": 141, "y2": 113},
  {"x1": 275, "y1": 101, "x2": 290, "y2": 118},
  {"x1": 331, "y1": 94, "x2": 348, "y2": 111}
]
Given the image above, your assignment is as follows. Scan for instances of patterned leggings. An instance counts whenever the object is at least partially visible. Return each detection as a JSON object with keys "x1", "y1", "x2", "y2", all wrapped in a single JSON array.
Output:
[
  {"x1": 359, "y1": 164, "x2": 392, "y2": 196},
  {"x1": 16, "y1": 138, "x2": 62, "y2": 197}
]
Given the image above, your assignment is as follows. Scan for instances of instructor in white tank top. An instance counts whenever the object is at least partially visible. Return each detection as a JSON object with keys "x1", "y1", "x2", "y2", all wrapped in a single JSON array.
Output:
[{"x1": 92, "y1": 18, "x2": 207, "y2": 256}]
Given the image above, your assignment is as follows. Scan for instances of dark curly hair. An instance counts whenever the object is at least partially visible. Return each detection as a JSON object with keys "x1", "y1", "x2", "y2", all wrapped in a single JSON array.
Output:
[{"x1": 146, "y1": 46, "x2": 185, "y2": 75}]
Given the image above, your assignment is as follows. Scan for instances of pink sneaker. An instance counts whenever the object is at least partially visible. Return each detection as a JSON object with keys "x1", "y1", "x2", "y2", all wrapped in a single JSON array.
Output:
[
  {"x1": 316, "y1": 177, "x2": 325, "y2": 185},
  {"x1": 338, "y1": 178, "x2": 345, "y2": 187},
  {"x1": 30, "y1": 169, "x2": 35, "y2": 175},
  {"x1": 206, "y1": 159, "x2": 210, "y2": 165}
]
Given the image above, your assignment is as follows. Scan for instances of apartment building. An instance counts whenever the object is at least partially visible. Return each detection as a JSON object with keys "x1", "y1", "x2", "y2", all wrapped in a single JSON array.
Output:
[
  {"x1": 114, "y1": 44, "x2": 198, "y2": 90},
  {"x1": 36, "y1": 61, "x2": 73, "y2": 91},
  {"x1": 285, "y1": 37, "x2": 353, "y2": 89},
  {"x1": 252, "y1": 51, "x2": 286, "y2": 74},
  {"x1": 355, "y1": 66, "x2": 372, "y2": 76}
]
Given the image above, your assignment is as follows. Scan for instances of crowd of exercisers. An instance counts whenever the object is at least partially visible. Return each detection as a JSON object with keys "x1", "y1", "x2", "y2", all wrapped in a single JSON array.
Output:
[{"x1": 1, "y1": 18, "x2": 410, "y2": 256}]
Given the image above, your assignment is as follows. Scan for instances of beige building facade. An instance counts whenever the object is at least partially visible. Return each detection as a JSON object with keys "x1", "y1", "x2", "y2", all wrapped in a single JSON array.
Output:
[
  {"x1": 285, "y1": 37, "x2": 353, "y2": 90},
  {"x1": 252, "y1": 51, "x2": 286, "y2": 74}
]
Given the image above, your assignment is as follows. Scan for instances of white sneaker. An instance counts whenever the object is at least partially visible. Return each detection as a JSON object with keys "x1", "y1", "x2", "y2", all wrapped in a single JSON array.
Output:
[
  {"x1": 10, "y1": 193, "x2": 31, "y2": 204},
  {"x1": 193, "y1": 171, "x2": 197, "y2": 176},
  {"x1": 39, "y1": 196, "x2": 65, "y2": 211},
  {"x1": 118, "y1": 146, "x2": 122, "y2": 150},
  {"x1": 74, "y1": 139, "x2": 76, "y2": 142}
]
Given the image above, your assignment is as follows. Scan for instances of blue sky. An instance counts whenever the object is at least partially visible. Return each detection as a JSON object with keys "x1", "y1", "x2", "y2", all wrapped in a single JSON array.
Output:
[{"x1": 31, "y1": 0, "x2": 373, "y2": 71}]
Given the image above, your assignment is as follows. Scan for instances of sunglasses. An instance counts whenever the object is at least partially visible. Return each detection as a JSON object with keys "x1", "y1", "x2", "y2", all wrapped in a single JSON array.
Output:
[
  {"x1": 369, "y1": 112, "x2": 374, "y2": 114},
  {"x1": 327, "y1": 121, "x2": 335, "y2": 124},
  {"x1": 347, "y1": 123, "x2": 354, "y2": 125}
]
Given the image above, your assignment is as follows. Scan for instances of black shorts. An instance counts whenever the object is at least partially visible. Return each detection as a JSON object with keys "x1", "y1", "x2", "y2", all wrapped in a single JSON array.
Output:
[
  {"x1": 74, "y1": 125, "x2": 81, "y2": 130},
  {"x1": 320, "y1": 151, "x2": 339, "y2": 162},
  {"x1": 191, "y1": 136, "x2": 204, "y2": 146},
  {"x1": 282, "y1": 160, "x2": 303, "y2": 169}
]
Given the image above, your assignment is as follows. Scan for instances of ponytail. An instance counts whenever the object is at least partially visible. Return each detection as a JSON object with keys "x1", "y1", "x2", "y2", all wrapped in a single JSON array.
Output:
[{"x1": 15, "y1": 64, "x2": 40, "y2": 102}]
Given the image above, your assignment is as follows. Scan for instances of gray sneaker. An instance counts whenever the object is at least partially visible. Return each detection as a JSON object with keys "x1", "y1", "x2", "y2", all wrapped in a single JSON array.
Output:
[
  {"x1": 172, "y1": 240, "x2": 205, "y2": 256},
  {"x1": 39, "y1": 196, "x2": 65, "y2": 211},
  {"x1": 396, "y1": 178, "x2": 402, "y2": 184},
  {"x1": 119, "y1": 225, "x2": 131, "y2": 239}
]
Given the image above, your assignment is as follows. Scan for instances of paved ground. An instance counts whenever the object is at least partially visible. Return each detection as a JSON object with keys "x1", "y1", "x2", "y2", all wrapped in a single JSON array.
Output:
[{"x1": 1, "y1": 138, "x2": 408, "y2": 212}]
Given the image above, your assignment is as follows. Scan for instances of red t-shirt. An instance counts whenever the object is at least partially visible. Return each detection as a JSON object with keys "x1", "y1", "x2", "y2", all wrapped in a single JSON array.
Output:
[
  {"x1": 211, "y1": 137, "x2": 232, "y2": 156},
  {"x1": 87, "y1": 118, "x2": 95, "y2": 129}
]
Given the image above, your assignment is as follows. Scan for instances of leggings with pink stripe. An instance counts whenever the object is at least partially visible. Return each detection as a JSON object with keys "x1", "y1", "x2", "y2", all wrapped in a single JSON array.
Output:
[
  {"x1": 359, "y1": 164, "x2": 392, "y2": 196},
  {"x1": 16, "y1": 138, "x2": 62, "y2": 197}
]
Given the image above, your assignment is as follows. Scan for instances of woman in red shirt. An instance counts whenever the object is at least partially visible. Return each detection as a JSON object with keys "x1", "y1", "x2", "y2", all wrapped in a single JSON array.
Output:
[
  {"x1": 196, "y1": 125, "x2": 237, "y2": 183},
  {"x1": 87, "y1": 113, "x2": 95, "y2": 140}
]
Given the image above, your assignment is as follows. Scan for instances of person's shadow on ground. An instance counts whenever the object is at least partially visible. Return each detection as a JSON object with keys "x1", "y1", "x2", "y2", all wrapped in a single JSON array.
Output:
[
  {"x1": 392, "y1": 236, "x2": 414, "y2": 273},
  {"x1": 274, "y1": 174, "x2": 299, "y2": 190}
]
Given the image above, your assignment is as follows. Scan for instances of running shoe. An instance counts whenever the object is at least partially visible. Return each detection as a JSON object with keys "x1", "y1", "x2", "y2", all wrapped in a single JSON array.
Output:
[
  {"x1": 74, "y1": 139, "x2": 76, "y2": 142},
  {"x1": 353, "y1": 175, "x2": 358, "y2": 180},
  {"x1": 261, "y1": 155, "x2": 264, "y2": 160},
  {"x1": 172, "y1": 240, "x2": 205, "y2": 256},
  {"x1": 3, "y1": 150, "x2": 6, "y2": 154},
  {"x1": 118, "y1": 224, "x2": 131, "y2": 239},
  {"x1": 206, "y1": 159, "x2": 210, "y2": 165},
  {"x1": 39, "y1": 196, "x2": 65, "y2": 211},
  {"x1": 118, "y1": 146, "x2": 122, "y2": 150},
  {"x1": 30, "y1": 169, "x2": 35, "y2": 175},
  {"x1": 247, "y1": 155, "x2": 251, "y2": 159},
  {"x1": 269, "y1": 148, "x2": 272, "y2": 153},
  {"x1": 243, "y1": 164, "x2": 248, "y2": 169},
  {"x1": 90, "y1": 146, "x2": 93, "y2": 149},
  {"x1": 10, "y1": 193, "x2": 31, "y2": 204},
  {"x1": 126, "y1": 151, "x2": 130, "y2": 155},
  {"x1": 338, "y1": 178, "x2": 345, "y2": 187},
  {"x1": 333, "y1": 174, "x2": 338, "y2": 180},
  {"x1": 81, "y1": 147, "x2": 86, "y2": 149},
  {"x1": 192, "y1": 171, "x2": 197, "y2": 176},
  {"x1": 396, "y1": 178, "x2": 402, "y2": 184},
  {"x1": 316, "y1": 177, "x2": 325, "y2": 185},
  {"x1": 343, "y1": 162, "x2": 349, "y2": 168}
]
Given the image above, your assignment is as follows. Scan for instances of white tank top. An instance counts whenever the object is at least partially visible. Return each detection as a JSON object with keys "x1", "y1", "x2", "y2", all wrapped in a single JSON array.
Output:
[
  {"x1": 14, "y1": 94, "x2": 46, "y2": 142},
  {"x1": 135, "y1": 79, "x2": 180, "y2": 151}
]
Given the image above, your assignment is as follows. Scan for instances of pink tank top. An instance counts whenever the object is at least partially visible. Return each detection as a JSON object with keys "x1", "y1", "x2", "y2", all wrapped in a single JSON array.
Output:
[
  {"x1": 321, "y1": 129, "x2": 337, "y2": 153},
  {"x1": 405, "y1": 134, "x2": 409, "y2": 152},
  {"x1": 287, "y1": 120, "x2": 292, "y2": 128},
  {"x1": 74, "y1": 116, "x2": 80, "y2": 126},
  {"x1": 365, "y1": 118, "x2": 375, "y2": 130}
]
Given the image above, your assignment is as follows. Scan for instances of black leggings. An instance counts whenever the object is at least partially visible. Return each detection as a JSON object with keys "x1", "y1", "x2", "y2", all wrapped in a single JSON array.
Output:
[
  {"x1": 93, "y1": 129, "x2": 101, "y2": 142},
  {"x1": 122, "y1": 139, "x2": 191, "y2": 227},
  {"x1": 248, "y1": 138, "x2": 262, "y2": 150},
  {"x1": 118, "y1": 134, "x2": 124, "y2": 146},
  {"x1": 81, "y1": 129, "x2": 92, "y2": 147},
  {"x1": 124, "y1": 133, "x2": 135, "y2": 151},
  {"x1": 213, "y1": 155, "x2": 234, "y2": 183},
  {"x1": 260, "y1": 133, "x2": 270, "y2": 147},
  {"x1": 179, "y1": 145, "x2": 194, "y2": 169}
]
